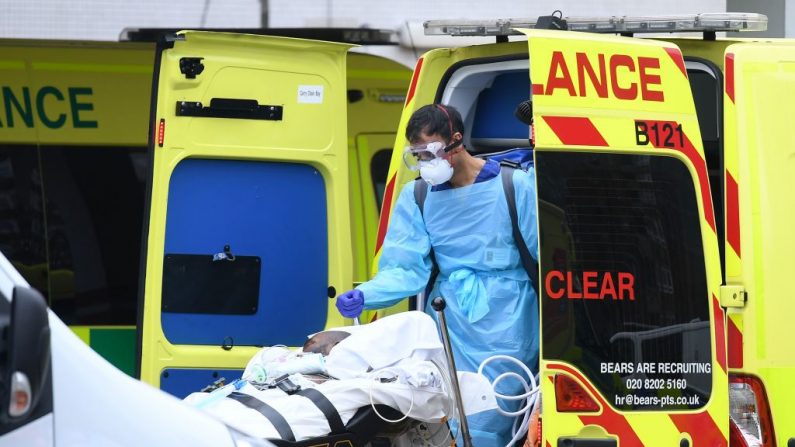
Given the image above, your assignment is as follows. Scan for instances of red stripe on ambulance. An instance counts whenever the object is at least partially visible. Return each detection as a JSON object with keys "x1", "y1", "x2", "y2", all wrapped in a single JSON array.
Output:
[
  {"x1": 728, "y1": 317, "x2": 743, "y2": 368},
  {"x1": 375, "y1": 174, "x2": 397, "y2": 253},
  {"x1": 542, "y1": 116, "x2": 608, "y2": 146},
  {"x1": 671, "y1": 130, "x2": 716, "y2": 232},
  {"x1": 725, "y1": 53, "x2": 735, "y2": 104},
  {"x1": 548, "y1": 363, "x2": 643, "y2": 446},
  {"x1": 670, "y1": 411, "x2": 727, "y2": 447},
  {"x1": 664, "y1": 47, "x2": 688, "y2": 78},
  {"x1": 726, "y1": 171, "x2": 741, "y2": 257},
  {"x1": 404, "y1": 57, "x2": 424, "y2": 107},
  {"x1": 713, "y1": 295, "x2": 727, "y2": 373},
  {"x1": 634, "y1": 120, "x2": 716, "y2": 232}
]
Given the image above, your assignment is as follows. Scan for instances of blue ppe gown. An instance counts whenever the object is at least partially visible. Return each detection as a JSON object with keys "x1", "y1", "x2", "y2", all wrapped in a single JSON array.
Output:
[{"x1": 357, "y1": 162, "x2": 539, "y2": 446}]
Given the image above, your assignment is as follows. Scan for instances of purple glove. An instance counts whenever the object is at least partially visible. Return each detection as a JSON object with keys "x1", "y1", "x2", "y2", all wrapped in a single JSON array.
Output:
[{"x1": 336, "y1": 289, "x2": 364, "y2": 318}]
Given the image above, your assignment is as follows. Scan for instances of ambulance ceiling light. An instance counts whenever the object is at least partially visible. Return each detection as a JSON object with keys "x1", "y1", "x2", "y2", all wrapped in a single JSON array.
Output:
[{"x1": 424, "y1": 13, "x2": 767, "y2": 36}]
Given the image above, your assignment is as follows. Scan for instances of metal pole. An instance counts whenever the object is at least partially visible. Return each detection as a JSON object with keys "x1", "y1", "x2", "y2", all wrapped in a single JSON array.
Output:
[
  {"x1": 431, "y1": 297, "x2": 473, "y2": 447},
  {"x1": 259, "y1": 0, "x2": 268, "y2": 28},
  {"x1": 417, "y1": 289, "x2": 426, "y2": 314}
]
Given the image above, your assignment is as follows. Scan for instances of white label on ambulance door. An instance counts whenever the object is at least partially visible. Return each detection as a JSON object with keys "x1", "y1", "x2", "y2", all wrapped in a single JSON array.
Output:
[{"x1": 297, "y1": 85, "x2": 324, "y2": 104}]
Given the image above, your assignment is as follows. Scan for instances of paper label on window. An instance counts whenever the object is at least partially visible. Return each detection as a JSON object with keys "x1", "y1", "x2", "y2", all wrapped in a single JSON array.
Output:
[{"x1": 298, "y1": 85, "x2": 324, "y2": 104}]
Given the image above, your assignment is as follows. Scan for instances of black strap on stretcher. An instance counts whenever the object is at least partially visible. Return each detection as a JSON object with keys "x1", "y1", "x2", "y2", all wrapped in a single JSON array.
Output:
[
  {"x1": 296, "y1": 388, "x2": 345, "y2": 435},
  {"x1": 228, "y1": 392, "x2": 296, "y2": 442},
  {"x1": 226, "y1": 388, "x2": 346, "y2": 441}
]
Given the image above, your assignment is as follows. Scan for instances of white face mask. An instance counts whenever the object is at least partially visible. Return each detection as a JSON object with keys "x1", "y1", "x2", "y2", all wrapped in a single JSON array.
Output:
[{"x1": 419, "y1": 157, "x2": 454, "y2": 186}]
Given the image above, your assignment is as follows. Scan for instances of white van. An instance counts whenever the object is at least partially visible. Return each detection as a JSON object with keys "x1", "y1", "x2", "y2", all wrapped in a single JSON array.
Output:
[{"x1": 0, "y1": 249, "x2": 274, "y2": 446}]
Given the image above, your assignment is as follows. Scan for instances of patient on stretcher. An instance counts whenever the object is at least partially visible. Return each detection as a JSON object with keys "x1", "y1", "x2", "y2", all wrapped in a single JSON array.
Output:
[{"x1": 184, "y1": 312, "x2": 497, "y2": 444}]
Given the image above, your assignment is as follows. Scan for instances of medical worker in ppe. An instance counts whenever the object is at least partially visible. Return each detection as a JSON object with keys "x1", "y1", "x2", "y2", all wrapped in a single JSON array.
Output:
[{"x1": 336, "y1": 104, "x2": 539, "y2": 447}]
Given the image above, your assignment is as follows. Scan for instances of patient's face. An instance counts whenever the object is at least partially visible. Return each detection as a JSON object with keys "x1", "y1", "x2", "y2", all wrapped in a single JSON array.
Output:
[{"x1": 302, "y1": 330, "x2": 350, "y2": 356}]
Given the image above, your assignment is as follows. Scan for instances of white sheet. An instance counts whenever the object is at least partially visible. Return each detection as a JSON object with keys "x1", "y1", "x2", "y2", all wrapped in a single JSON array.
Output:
[
  {"x1": 185, "y1": 311, "x2": 497, "y2": 441},
  {"x1": 184, "y1": 360, "x2": 450, "y2": 441},
  {"x1": 324, "y1": 311, "x2": 448, "y2": 379}
]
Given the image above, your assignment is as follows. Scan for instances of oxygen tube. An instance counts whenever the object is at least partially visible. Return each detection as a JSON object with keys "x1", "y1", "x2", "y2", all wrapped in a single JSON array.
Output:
[
  {"x1": 477, "y1": 355, "x2": 540, "y2": 447},
  {"x1": 194, "y1": 379, "x2": 248, "y2": 410}
]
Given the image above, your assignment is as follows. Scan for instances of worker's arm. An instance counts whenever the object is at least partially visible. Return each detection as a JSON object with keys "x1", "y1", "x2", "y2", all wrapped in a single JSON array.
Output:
[
  {"x1": 513, "y1": 167, "x2": 539, "y2": 261},
  {"x1": 357, "y1": 182, "x2": 433, "y2": 309}
]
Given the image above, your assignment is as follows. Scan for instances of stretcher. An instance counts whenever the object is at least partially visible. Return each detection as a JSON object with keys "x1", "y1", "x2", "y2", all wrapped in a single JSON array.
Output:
[
  {"x1": 185, "y1": 365, "x2": 455, "y2": 446},
  {"x1": 254, "y1": 401, "x2": 450, "y2": 447},
  {"x1": 184, "y1": 310, "x2": 482, "y2": 447}
]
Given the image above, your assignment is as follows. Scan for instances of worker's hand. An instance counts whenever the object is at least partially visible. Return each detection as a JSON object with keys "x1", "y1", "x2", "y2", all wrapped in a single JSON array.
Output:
[{"x1": 336, "y1": 289, "x2": 364, "y2": 318}]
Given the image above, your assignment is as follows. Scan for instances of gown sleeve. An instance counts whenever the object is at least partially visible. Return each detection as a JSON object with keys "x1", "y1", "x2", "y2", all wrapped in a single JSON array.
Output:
[{"x1": 357, "y1": 182, "x2": 433, "y2": 309}]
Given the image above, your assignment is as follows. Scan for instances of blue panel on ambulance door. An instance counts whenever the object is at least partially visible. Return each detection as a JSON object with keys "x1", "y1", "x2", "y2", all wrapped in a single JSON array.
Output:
[
  {"x1": 470, "y1": 70, "x2": 530, "y2": 140},
  {"x1": 160, "y1": 368, "x2": 243, "y2": 399},
  {"x1": 162, "y1": 159, "x2": 328, "y2": 347}
]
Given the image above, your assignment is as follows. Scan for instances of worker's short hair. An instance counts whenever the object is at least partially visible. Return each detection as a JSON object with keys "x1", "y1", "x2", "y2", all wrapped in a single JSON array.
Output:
[{"x1": 406, "y1": 104, "x2": 465, "y2": 143}]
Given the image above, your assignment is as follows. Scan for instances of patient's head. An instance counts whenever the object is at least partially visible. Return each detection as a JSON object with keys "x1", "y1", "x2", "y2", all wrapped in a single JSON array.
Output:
[{"x1": 302, "y1": 330, "x2": 350, "y2": 356}]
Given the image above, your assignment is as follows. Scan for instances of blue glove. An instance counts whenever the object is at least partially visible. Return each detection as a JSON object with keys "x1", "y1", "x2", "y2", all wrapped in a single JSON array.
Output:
[{"x1": 336, "y1": 289, "x2": 364, "y2": 318}]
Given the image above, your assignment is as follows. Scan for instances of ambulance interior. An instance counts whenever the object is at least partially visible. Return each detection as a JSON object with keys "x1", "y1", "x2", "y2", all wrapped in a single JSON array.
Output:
[{"x1": 440, "y1": 59, "x2": 532, "y2": 154}]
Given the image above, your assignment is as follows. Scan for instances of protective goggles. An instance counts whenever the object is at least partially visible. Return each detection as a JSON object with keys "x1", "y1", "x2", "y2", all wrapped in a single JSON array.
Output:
[{"x1": 402, "y1": 140, "x2": 461, "y2": 171}]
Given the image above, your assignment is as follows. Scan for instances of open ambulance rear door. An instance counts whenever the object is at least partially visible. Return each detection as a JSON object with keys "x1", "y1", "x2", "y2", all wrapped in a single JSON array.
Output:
[
  {"x1": 522, "y1": 30, "x2": 729, "y2": 445},
  {"x1": 722, "y1": 42, "x2": 795, "y2": 446},
  {"x1": 137, "y1": 31, "x2": 353, "y2": 396}
]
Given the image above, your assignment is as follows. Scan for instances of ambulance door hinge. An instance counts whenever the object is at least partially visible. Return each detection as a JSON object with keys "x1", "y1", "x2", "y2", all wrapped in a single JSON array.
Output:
[
  {"x1": 719, "y1": 285, "x2": 746, "y2": 308},
  {"x1": 179, "y1": 57, "x2": 205, "y2": 79}
]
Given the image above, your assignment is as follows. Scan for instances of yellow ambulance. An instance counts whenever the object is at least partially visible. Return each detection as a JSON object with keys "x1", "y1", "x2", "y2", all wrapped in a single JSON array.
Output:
[
  {"x1": 0, "y1": 33, "x2": 409, "y2": 377},
  {"x1": 370, "y1": 12, "x2": 791, "y2": 447},
  {"x1": 52, "y1": 13, "x2": 788, "y2": 446}
]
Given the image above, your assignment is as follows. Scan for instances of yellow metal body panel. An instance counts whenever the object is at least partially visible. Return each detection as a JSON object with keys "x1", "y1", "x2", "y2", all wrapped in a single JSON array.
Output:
[
  {"x1": 525, "y1": 29, "x2": 704, "y2": 148},
  {"x1": 70, "y1": 326, "x2": 91, "y2": 345},
  {"x1": 345, "y1": 53, "x2": 410, "y2": 288},
  {"x1": 349, "y1": 133, "x2": 390, "y2": 282},
  {"x1": 0, "y1": 39, "x2": 153, "y2": 145},
  {"x1": 344, "y1": 53, "x2": 411, "y2": 323},
  {"x1": 139, "y1": 31, "x2": 353, "y2": 387},
  {"x1": 722, "y1": 42, "x2": 795, "y2": 443},
  {"x1": 665, "y1": 38, "x2": 734, "y2": 70}
]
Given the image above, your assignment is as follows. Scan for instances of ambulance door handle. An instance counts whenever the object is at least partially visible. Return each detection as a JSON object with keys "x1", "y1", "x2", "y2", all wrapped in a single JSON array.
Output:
[
  {"x1": 176, "y1": 98, "x2": 283, "y2": 121},
  {"x1": 557, "y1": 438, "x2": 617, "y2": 447}
]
